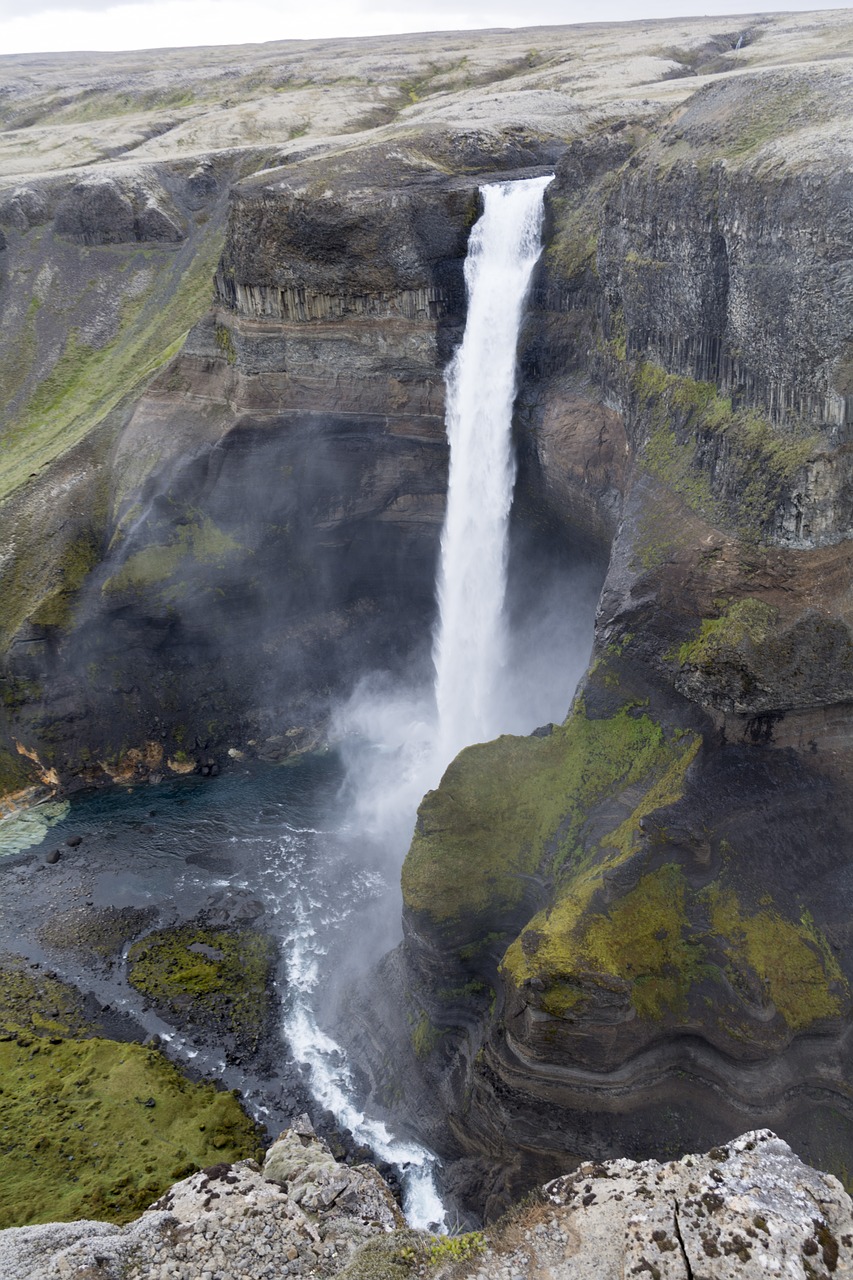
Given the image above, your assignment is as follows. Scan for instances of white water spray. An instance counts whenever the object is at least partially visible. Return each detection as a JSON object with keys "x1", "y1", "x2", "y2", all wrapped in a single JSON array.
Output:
[
  {"x1": 283, "y1": 176, "x2": 553, "y2": 1230},
  {"x1": 433, "y1": 175, "x2": 553, "y2": 764}
]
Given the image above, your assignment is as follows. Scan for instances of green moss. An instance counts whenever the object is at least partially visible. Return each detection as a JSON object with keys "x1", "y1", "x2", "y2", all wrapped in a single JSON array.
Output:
[
  {"x1": 0, "y1": 748, "x2": 33, "y2": 797},
  {"x1": 127, "y1": 925, "x2": 275, "y2": 1054},
  {"x1": 0, "y1": 224, "x2": 224, "y2": 504},
  {"x1": 674, "y1": 598, "x2": 778, "y2": 669},
  {"x1": 0, "y1": 1037, "x2": 262, "y2": 1228},
  {"x1": 102, "y1": 516, "x2": 241, "y2": 596},
  {"x1": 506, "y1": 865, "x2": 706, "y2": 1021},
  {"x1": 28, "y1": 530, "x2": 101, "y2": 629},
  {"x1": 411, "y1": 1012, "x2": 443, "y2": 1060},
  {"x1": 539, "y1": 980, "x2": 585, "y2": 1017},
  {"x1": 403, "y1": 701, "x2": 683, "y2": 927},
  {"x1": 545, "y1": 193, "x2": 599, "y2": 280},
  {"x1": 706, "y1": 888, "x2": 846, "y2": 1031},
  {"x1": 0, "y1": 956, "x2": 92, "y2": 1040},
  {"x1": 634, "y1": 361, "x2": 821, "y2": 534},
  {"x1": 214, "y1": 322, "x2": 237, "y2": 364}
]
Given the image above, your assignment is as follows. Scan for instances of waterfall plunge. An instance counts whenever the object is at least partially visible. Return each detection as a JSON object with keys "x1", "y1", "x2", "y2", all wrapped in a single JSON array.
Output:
[
  {"x1": 433, "y1": 175, "x2": 553, "y2": 764},
  {"x1": 290, "y1": 176, "x2": 553, "y2": 1231}
]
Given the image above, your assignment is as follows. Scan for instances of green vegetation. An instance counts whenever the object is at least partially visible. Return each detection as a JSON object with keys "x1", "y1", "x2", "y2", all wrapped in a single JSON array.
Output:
[
  {"x1": 0, "y1": 1038, "x2": 263, "y2": 1228},
  {"x1": 504, "y1": 861, "x2": 847, "y2": 1033},
  {"x1": 0, "y1": 956, "x2": 92, "y2": 1039},
  {"x1": 0, "y1": 224, "x2": 224, "y2": 504},
  {"x1": 634, "y1": 361, "x2": 821, "y2": 534},
  {"x1": 505, "y1": 865, "x2": 705, "y2": 1020},
  {"x1": 410, "y1": 1012, "x2": 443, "y2": 1060},
  {"x1": 127, "y1": 925, "x2": 275, "y2": 1054},
  {"x1": 403, "y1": 700, "x2": 700, "y2": 928},
  {"x1": 214, "y1": 321, "x2": 237, "y2": 363},
  {"x1": 0, "y1": 956, "x2": 263, "y2": 1228},
  {"x1": 674, "y1": 597, "x2": 778, "y2": 669},
  {"x1": 425, "y1": 1231, "x2": 487, "y2": 1264},
  {"x1": 102, "y1": 515, "x2": 241, "y2": 596},
  {"x1": 28, "y1": 530, "x2": 102, "y2": 629},
  {"x1": 707, "y1": 888, "x2": 846, "y2": 1030},
  {"x1": 0, "y1": 747, "x2": 33, "y2": 797}
]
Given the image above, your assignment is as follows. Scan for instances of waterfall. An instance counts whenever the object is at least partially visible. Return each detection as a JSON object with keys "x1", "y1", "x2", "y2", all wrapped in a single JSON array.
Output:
[
  {"x1": 286, "y1": 175, "x2": 553, "y2": 1232},
  {"x1": 433, "y1": 175, "x2": 553, "y2": 764}
]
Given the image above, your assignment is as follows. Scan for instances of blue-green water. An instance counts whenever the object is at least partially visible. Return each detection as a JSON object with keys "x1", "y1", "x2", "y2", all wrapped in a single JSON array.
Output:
[{"x1": 0, "y1": 754, "x2": 446, "y2": 1227}]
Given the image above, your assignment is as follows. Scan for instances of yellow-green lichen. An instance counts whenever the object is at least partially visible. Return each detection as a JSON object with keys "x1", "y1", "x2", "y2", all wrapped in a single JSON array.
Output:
[
  {"x1": 674, "y1": 597, "x2": 778, "y2": 669},
  {"x1": 706, "y1": 888, "x2": 846, "y2": 1031},
  {"x1": 505, "y1": 864, "x2": 706, "y2": 1021}
]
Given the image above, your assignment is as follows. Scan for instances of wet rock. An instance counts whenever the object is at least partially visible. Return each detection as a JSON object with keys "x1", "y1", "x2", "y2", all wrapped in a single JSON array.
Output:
[{"x1": 44, "y1": 849, "x2": 60, "y2": 865}]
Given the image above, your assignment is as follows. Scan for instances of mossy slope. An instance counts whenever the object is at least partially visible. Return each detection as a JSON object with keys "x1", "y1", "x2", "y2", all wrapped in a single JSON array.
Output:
[
  {"x1": 403, "y1": 697, "x2": 700, "y2": 938},
  {"x1": 0, "y1": 957, "x2": 263, "y2": 1229},
  {"x1": 0, "y1": 1037, "x2": 262, "y2": 1228}
]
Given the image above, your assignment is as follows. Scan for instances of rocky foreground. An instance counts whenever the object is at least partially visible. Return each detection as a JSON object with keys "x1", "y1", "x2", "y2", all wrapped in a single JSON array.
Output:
[{"x1": 2, "y1": 1128, "x2": 850, "y2": 1280}]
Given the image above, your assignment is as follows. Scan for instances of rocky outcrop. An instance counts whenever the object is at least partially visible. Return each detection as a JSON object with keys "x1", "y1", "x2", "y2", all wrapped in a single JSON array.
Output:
[
  {"x1": 0, "y1": 1122, "x2": 404, "y2": 1280},
  {"x1": 3, "y1": 1130, "x2": 851, "y2": 1280}
]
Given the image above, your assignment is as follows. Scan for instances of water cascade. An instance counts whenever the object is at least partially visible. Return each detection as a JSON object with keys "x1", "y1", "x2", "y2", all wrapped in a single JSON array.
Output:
[
  {"x1": 281, "y1": 174, "x2": 553, "y2": 1230},
  {"x1": 433, "y1": 174, "x2": 553, "y2": 763}
]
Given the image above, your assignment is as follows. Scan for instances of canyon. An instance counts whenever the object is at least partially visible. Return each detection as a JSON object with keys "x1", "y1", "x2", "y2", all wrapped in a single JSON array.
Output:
[{"x1": 1, "y1": 6, "x2": 853, "y2": 1237}]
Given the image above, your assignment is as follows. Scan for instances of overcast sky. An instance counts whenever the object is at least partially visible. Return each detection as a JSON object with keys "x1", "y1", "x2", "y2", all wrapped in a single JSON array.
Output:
[{"x1": 0, "y1": 0, "x2": 849, "y2": 57}]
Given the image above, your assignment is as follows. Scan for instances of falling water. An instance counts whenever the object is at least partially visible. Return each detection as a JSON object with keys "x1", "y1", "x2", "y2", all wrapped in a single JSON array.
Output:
[
  {"x1": 281, "y1": 175, "x2": 553, "y2": 1230},
  {"x1": 433, "y1": 175, "x2": 553, "y2": 764}
]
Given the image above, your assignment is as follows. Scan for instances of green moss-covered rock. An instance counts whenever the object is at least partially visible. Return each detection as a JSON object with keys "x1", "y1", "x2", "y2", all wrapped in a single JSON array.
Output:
[
  {"x1": 0, "y1": 954, "x2": 92, "y2": 1039},
  {"x1": 402, "y1": 700, "x2": 699, "y2": 933},
  {"x1": 633, "y1": 361, "x2": 821, "y2": 536},
  {"x1": 0, "y1": 1036, "x2": 263, "y2": 1228},
  {"x1": 504, "y1": 865, "x2": 848, "y2": 1040},
  {"x1": 127, "y1": 924, "x2": 275, "y2": 1054},
  {"x1": 0, "y1": 956, "x2": 263, "y2": 1228}
]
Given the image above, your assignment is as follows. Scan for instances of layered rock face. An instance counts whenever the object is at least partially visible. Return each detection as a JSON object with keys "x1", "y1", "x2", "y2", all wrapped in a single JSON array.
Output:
[
  {"x1": 375, "y1": 66, "x2": 853, "y2": 1216},
  {"x1": 0, "y1": 146, "x2": 485, "y2": 787},
  {"x1": 3, "y1": 14, "x2": 853, "y2": 1237}
]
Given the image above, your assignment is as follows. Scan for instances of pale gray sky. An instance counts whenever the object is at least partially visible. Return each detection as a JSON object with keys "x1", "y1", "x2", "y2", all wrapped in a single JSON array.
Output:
[{"x1": 0, "y1": 0, "x2": 849, "y2": 56}]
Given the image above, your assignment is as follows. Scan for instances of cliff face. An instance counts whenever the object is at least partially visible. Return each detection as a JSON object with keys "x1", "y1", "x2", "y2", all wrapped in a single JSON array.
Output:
[
  {"x1": 373, "y1": 65, "x2": 853, "y2": 1216},
  {"x1": 0, "y1": 146, "x2": 479, "y2": 787}
]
